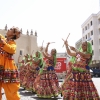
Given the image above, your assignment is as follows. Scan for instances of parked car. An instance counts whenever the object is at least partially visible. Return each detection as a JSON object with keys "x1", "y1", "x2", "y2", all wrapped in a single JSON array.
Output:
[
  {"x1": 90, "y1": 69, "x2": 93, "y2": 77},
  {"x1": 92, "y1": 69, "x2": 100, "y2": 77}
]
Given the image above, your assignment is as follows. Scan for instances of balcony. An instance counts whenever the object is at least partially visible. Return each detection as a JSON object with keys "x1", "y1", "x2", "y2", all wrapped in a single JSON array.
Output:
[{"x1": 87, "y1": 37, "x2": 91, "y2": 41}]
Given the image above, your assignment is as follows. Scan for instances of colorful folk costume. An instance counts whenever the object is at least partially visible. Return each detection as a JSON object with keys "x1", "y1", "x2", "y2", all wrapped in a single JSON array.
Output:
[
  {"x1": 20, "y1": 51, "x2": 43, "y2": 92},
  {"x1": 25, "y1": 51, "x2": 43, "y2": 91},
  {"x1": 19, "y1": 55, "x2": 29, "y2": 88},
  {"x1": 19, "y1": 59, "x2": 25, "y2": 86},
  {"x1": 33, "y1": 52, "x2": 61, "y2": 98},
  {"x1": 23, "y1": 61, "x2": 33, "y2": 91},
  {"x1": 0, "y1": 34, "x2": 20, "y2": 100},
  {"x1": 62, "y1": 42, "x2": 100, "y2": 100}
]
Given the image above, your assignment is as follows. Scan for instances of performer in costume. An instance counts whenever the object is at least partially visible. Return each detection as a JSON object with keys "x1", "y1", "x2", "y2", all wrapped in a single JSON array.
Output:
[
  {"x1": 62, "y1": 39, "x2": 100, "y2": 100},
  {"x1": 33, "y1": 51, "x2": 43, "y2": 70},
  {"x1": 33, "y1": 42, "x2": 61, "y2": 98},
  {"x1": 19, "y1": 54, "x2": 30, "y2": 88},
  {"x1": 24, "y1": 51, "x2": 43, "y2": 91},
  {"x1": 23, "y1": 62, "x2": 32, "y2": 91},
  {"x1": 0, "y1": 27, "x2": 20, "y2": 100},
  {"x1": 18, "y1": 55, "x2": 25, "y2": 87},
  {"x1": 18, "y1": 55, "x2": 23, "y2": 69}
]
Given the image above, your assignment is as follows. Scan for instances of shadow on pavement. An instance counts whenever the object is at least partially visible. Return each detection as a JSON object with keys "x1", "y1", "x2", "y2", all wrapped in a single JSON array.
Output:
[
  {"x1": 19, "y1": 91, "x2": 36, "y2": 96},
  {"x1": 19, "y1": 87, "x2": 37, "y2": 96},
  {"x1": 31, "y1": 97, "x2": 62, "y2": 100},
  {"x1": 18, "y1": 88, "x2": 26, "y2": 92}
]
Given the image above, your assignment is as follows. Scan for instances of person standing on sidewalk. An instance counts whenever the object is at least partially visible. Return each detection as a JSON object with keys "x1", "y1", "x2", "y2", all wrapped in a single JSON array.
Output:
[{"x1": 0, "y1": 27, "x2": 21, "y2": 100}]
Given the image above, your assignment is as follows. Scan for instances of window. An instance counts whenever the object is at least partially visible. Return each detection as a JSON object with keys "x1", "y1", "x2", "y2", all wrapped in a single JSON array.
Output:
[
  {"x1": 99, "y1": 39, "x2": 100, "y2": 45},
  {"x1": 83, "y1": 28, "x2": 84, "y2": 33},
  {"x1": 98, "y1": 19, "x2": 100, "y2": 24},
  {"x1": 91, "y1": 31, "x2": 93, "y2": 35},
  {"x1": 88, "y1": 24, "x2": 89, "y2": 29},
  {"x1": 99, "y1": 49, "x2": 100, "y2": 54},
  {"x1": 20, "y1": 50, "x2": 23, "y2": 55},
  {"x1": 85, "y1": 26, "x2": 87, "y2": 30},
  {"x1": 19, "y1": 49, "x2": 24, "y2": 56},
  {"x1": 86, "y1": 35, "x2": 87, "y2": 39},
  {"x1": 99, "y1": 29, "x2": 100, "y2": 34},
  {"x1": 90, "y1": 21, "x2": 92, "y2": 26},
  {"x1": 91, "y1": 40, "x2": 93, "y2": 45},
  {"x1": 92, "y1": 50, "x2": 94, "y2": 55}
]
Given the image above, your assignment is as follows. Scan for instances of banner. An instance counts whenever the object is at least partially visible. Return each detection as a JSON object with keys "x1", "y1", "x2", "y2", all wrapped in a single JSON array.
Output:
[{"x1": 43, "y1": 57, "x2": 67, "y2": 73}]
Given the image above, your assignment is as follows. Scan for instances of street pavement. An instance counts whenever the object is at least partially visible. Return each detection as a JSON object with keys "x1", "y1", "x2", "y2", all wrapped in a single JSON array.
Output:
[{"x1": 1, "y1": 78, "x2": 100, "y2": 100}]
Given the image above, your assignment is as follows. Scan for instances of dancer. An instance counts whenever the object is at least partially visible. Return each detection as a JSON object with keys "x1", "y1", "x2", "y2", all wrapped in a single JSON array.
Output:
[
  {"x1": 0, "y1": 27, "x2": 20, "y2": 100},
  {"x1": 62, "y1": 39, "x2": 100, "y2": 100},
  {"x1": 18, "y1": 55, "x2": 25, "y2": 70},
  {"x1": 33, "y1": 51, "x2": 43, "y2": 70},
  {"x1": 25, "y1": 51, "x2": 43, "y2": 91},
  {"x1": 19, "y1": 54, "x2": 30, "y2": 88},
  {"x1": 33, "y1": 42, "x2": 61, "y2": 98}
]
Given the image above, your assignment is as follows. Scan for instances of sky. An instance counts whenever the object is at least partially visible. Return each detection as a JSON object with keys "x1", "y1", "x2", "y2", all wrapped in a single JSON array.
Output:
[{"x1": 0, "y1": 0, "x2": 99, "y2": 52}]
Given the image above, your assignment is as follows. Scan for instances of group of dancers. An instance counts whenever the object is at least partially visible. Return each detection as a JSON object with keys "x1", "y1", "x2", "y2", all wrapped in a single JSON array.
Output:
[
  {"x1": 0, "y1": 26, "x2": 99, "y2": 100},
  {"x1": 19, "y1": 42, "x2": 61, "y2": 98},
  {"x1": 19, "y1": 39, "x2": 100, "y2": 99}
]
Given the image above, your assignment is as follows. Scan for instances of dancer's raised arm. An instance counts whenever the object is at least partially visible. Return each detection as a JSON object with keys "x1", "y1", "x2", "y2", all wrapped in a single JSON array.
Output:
[
  {"x1": 62, "y1": 39, "x2": 76, "y2": 57},
  {"x1": 42, "y1": 51, "x2": 53, "y2": 60},
  {"x1": 45, "y1": 42, "x2": 50, "y2": 56}
]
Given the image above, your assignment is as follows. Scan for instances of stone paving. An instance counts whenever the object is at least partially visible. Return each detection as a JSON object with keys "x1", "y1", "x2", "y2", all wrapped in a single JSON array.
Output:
[{"x1": 1, "y1": 78, "x2": 100, "y2": 100}]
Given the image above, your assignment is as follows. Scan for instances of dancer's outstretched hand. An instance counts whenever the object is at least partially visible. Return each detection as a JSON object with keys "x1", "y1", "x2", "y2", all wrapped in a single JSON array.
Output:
[
  {"x1": 40, "y1": 46, "x2": 43, "y2": 51},
  {"x1": 70, "y1": 46, "x2": 76, "y2": 51},
  {"x1": 62, "y1": 38, "x2": 68, "y2": 47},
  {"x1": 47, "y1": 42, "x2": 50, "y2": 45}
]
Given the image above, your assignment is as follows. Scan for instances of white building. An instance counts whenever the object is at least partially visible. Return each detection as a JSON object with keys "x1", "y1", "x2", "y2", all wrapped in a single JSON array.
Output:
[
  {"x1": 75, "y1": 11, "x2": 100, "y2": 67},
  {"x1": 75, "y1": 38, "x2": 82, "y2": 50}
]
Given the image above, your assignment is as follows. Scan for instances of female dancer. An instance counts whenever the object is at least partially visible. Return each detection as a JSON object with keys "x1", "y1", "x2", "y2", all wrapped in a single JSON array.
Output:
[
  {"x1": 20, "y1": 54, "x2": 30, "y2": 88},
  {"x1": 25, "y1": 51, "x2": 43, "y2": 91},
  {"x1": 62, "y1": 39, "x2": 100, "y2": 100},
  {"x1": 33, "y1": 42, "x2": 61, "y2": 98}
]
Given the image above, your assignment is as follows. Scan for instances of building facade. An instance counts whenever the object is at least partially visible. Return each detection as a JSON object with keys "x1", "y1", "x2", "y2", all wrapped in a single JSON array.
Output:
[
  {"x1": 76, "y1": 11, "x2": 100, "y2": 68},
  {"x1": 75, "y1": 38, "x2": 82, "y2": 50},
  {"x1": 0, "y1": 25, "x2": 38, "y2": 63}
]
